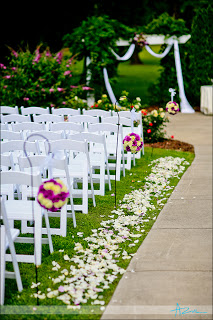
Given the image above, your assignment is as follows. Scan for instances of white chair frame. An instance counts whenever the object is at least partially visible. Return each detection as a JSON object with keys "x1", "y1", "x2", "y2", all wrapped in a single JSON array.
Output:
[
  {"x1": 21, "y1": 106, "x2": 50, "y2": 116},
  {"x1": 88, "y1": 123, "x2": 125, "y2": 181},
  {"x1": 0, "y1": 171, "x2": 54, "y2": 266},
  {"x1": 48, "y1": 139, "x2": 96, "y2": 214},
  {"x1": 67, "y1": 132, "x2": 112, "y2": 196},
  {"x1": 0, "y1": 106, "x2": 19, "y2": 115},
  {"x1": 1, "y1": 199, "x2": 23, "y2": 305},
  {"x1": 18, "y1": 154, "x2": 76, "y2": 233}
]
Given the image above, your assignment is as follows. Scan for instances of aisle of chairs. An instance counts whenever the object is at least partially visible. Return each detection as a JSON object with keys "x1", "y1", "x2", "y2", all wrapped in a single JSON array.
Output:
[{"x1": 0, "y1": 105, "x2": 144, "y2": 304}]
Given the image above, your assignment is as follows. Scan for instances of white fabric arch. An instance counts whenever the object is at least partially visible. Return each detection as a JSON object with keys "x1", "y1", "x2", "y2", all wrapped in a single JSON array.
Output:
[
  {"x1": 144, "y1": 43, "x2": 173, "y2": 58},
  {"x1": 110, "y1": 44, "x2": 136, "y2": 61},
  {"x1": 87, "y1": 36, "x2": 195, "y2": 113}
]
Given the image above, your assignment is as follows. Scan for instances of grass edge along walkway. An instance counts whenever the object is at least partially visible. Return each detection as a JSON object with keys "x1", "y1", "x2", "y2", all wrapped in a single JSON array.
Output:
[{"x1": 1, "y1": 147, "x2": 194, "y2": 320}]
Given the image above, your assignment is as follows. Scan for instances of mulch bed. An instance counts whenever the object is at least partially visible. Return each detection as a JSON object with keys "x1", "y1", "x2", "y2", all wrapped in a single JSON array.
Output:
[{"x1": 144, "y1": 139, "x2": 195, "y2": 153}]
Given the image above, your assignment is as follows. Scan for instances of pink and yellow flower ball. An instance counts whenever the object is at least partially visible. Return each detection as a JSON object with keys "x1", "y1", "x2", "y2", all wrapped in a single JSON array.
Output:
[
  {"x1": 37, "y1": 179, "x2": 69, "y2": 212},
  {"x1": 166, "y1": 101, "x2": 179, "y2": 115},
  {"x1": 123, "y1": 133, "x2": 143, "y2": 154}
]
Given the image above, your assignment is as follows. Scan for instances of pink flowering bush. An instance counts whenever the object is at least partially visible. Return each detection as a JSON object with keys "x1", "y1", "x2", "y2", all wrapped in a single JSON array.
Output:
[{"x1": 0, "y1": 46, "x2": 90, "y2": 108}]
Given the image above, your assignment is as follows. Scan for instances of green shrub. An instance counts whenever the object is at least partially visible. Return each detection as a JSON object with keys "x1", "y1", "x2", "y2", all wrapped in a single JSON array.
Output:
[
  {"x1": 189, "y1": 4, "x2": 213, "y2": 105},
  {"x1": 0, "y1": 46, "x2": 89, "y2": 108}
]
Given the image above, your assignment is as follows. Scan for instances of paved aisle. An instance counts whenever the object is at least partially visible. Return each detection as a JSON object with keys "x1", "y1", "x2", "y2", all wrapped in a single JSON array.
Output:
[{"x1": 102, "y1": 112, "x2": 212, "y2": 319}]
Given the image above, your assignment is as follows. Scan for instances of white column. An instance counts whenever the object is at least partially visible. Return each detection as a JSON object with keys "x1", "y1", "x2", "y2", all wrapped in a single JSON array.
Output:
[
  {"x1": 86, "y1": 57, "x2": 95, "y2": 107},
  {"x1": 173, "y1": 40, "x2": 195, "y2": 113}
]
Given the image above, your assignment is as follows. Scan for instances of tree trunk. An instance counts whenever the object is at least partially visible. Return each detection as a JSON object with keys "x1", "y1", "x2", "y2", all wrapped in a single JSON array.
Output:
[{"x1": 130, "y1": 50, "x2": 143, "y2": 65}]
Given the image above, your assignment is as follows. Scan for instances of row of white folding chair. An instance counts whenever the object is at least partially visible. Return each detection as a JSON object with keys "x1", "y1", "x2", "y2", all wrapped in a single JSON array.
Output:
[
  {"x1": 1, "y1": 171, "x2": 54, "y2": 266},
  {"x1": 24, "y1": 132, "x2": 96, "y2": 213},
  {"x1": 88, "y1": 123, "x2": 125, "y2": 181},
  {"x1": 1, "y1": 134, "x2": 97, "y2": 214},
  {"x1": 1, "y1": 199, "x2": 23, "y2": 305},
  {"x1": 82, "y1": 108, "x2": 112, "y2": 120}
]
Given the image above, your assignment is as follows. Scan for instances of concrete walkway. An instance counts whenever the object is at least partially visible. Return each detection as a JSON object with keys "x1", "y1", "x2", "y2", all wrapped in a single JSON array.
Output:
[{"x1": 102, "y1": 112, "x2": 212, "y2": 319}]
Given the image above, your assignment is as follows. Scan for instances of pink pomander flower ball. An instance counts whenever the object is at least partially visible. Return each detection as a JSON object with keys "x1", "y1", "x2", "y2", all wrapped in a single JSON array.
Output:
[
  {"x1": 166, "y1": 101, "x2": 179, "y2": 115},
  {"x1": 123, "y1": 132, "x2": 143, "y2": 154},
  {"x1": 37, "y1": 179, "x2": 69, "y2": 212}
]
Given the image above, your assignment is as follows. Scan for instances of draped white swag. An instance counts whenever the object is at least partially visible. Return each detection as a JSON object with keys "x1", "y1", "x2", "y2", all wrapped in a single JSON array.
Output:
[{"x1": 87, "y1": 35, "x2": 194, "y2": 113}]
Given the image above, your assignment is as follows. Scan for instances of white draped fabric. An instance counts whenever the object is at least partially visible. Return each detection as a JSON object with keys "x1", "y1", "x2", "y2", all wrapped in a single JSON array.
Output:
[
  {"x1": 144, "y1": 43, "x2": 173, "y2": 58},
  {"x1": 103, "y1": 67, "x2": 120, "y2": 106},
  {"x1": 110, "y1": 44, "x2": 136, "y2": 61}
]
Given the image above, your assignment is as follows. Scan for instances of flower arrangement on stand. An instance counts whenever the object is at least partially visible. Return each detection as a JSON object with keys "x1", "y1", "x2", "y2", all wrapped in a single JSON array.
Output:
[
  {"x1": 133, "y1": 32, "x2": 148, "y2": 48},
  {"x1": 165, "y1": 101, "x2": 179, "y2": 115}
]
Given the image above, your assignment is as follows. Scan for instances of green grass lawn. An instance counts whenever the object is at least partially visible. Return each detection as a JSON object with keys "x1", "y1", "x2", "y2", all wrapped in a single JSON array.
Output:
[
  {"x1": 2, "y1": 147, "x2": 194, "y2": 320},
  {"x1": 71, "y1": 46, "x2": 163, "y2": 105}
]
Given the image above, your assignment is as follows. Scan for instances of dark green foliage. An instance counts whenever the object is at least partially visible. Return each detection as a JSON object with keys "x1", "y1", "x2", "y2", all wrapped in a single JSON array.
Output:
[
  {"x1": 189, "y1": 4, "x2": 213, "y2": 105},
  {"x1": 63, "y1": 16, "x2": 134, "y2": 99}
]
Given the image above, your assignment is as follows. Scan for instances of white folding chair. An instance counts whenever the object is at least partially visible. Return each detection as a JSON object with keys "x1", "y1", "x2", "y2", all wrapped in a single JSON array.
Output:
[
  {"x1": 0, "y1": 106, "x2": 19, "y2": 115},
  {"x1": 67, "y1": 132, "x2": 111, "y2": 196},
  {"x1": 0, "y1": 171, "x2": 54, "y2": 266},
  {"x1": 102, "y1": 116, "x2": 135, "y2": 170},
  {"x1": 18, "y1": 154, "x2": 76, "y2": 232},
  {"x1": 33, "y1": 114, "x2": 63, "y2": 130},
  {"x1": 21, "y1": 106, "x2": 50, "y2": 116},
  {"x1": 1, "y1": 198, "x2": 23, "y2": 305},
  {"x1": 68, "y1": 114, "x2": 99, "y2": 131},
  {"x1": 48, "y1": 139, "x2": 96, "y2": 214},
  {"x1": 88, "y1": 123, "x2": 125, "y2": 181},
  {"x1": 52, "y1": 107, "x2": 81, "y2": 120},
  {"x1": 49, "y1": 122, "x2": 83, "y2": 138}
]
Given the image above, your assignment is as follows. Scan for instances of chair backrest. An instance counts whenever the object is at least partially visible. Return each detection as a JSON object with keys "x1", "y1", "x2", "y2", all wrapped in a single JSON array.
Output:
[
  {"x1": 1, "y1": 140, "x2": 40, "y2": 154},
  {"x1": 67, "y1": 132, "x2": 105, "y2": 145},
  {"x1": 102, "y1": 115, "x2": 131, "y2": 127},
  {"x1": 1, "y1": 114, "x2": 30, "y2": 123},
  {"x1": 49, "y1": 122, "x2": 83, "y2": 134},
  {"x1": 82, "y1": 109, "x2": 112, "y2": 118},
  {"x1": 68, "y1": 115, "x2": 99, "y2": 129},
  {"x1": 11, "y1": 122, "x2": 45, "y2": 132},
  {"x1": 88, "y1": 122, "x2": 123, "y2": 136},
  {"x1": 0, "y1": 170, "x2": 42, "y2": 187},
  {"x1": 0, "y1": 106, "x2": 19, "y2": 115},
  {"x1": 33, "y1": 114, "x2": 63, "y2": 123},
  {"x1": 18, "y1": 154, "x2": 65, "y2": 170},
  {"x1": 26, "y1": 130, "x2": 65, "y2": 141},
  {"x1": 21, "y1": 106, "x2": 50, "y2": 115},
  {"x1": 48, "y1": 139, "x2": 88, "y2": 154},
  {"x1": 1, "y1": 130, "x2": 24, "y2": 141},
  {"x1": 52, "y1": 108, "x2": 81, "y2": 116}
]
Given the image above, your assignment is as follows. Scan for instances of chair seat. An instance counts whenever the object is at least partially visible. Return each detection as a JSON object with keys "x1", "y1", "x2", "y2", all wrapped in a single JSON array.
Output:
[
  {"x1": 5, "y1": 200, "x2": 42, "y2": 220},
  {"x1": 5, "y1": 228, "x2": 20, "y2": 249}
]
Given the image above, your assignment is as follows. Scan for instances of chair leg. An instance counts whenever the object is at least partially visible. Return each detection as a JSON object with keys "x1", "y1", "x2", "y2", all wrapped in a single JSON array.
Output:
[
  {"x1": 34, "y1": 214, "x2": 42, "y2": 266},
  {"x1": 0, "y1": 226, "x2": 6, "y2": 305},
  {"x1": 43, "y1": 211, "x2": 54, "y2": 253}
]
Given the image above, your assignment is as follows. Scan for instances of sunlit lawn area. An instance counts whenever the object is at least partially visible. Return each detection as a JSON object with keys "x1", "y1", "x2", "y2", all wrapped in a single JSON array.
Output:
[{"x1": 71, "y1": 45, "x2": 163, "y2": 105}]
